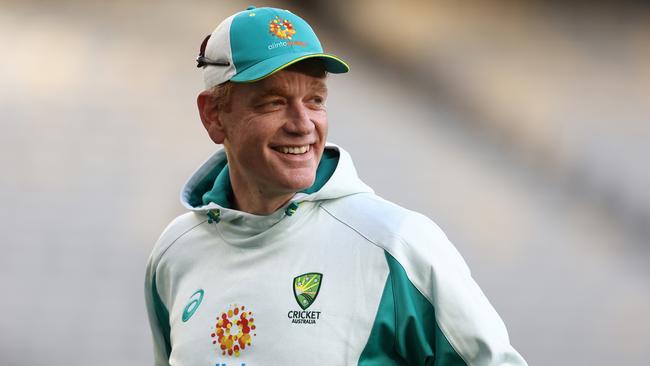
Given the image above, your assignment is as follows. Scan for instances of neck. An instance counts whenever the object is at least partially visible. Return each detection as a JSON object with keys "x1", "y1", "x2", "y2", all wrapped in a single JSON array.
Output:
[
  {"x1": 227, "y1": 169, "x2": 295, "y2": 215},
  {"x1": 231, "y1": 188, "x2": 294, "y2": 215}
]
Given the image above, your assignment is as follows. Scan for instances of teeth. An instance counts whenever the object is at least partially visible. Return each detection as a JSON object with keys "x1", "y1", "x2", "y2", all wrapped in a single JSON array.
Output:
[{"x1": 279, "y1": 145, "x2": 310, "y2": 154}]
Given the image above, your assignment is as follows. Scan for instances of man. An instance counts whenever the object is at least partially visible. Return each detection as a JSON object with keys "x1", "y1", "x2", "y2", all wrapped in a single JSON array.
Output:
[{"x1": 145, "y1": 6, "x2": 527, "y2": 366}]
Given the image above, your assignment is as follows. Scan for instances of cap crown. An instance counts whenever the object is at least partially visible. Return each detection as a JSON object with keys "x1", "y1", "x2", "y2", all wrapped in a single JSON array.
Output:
[
  {"x1": 230, "y1": 7, "x2": 323, "y2": 73},
  {"x1": 201, "y1": 6, "x2": 348, "y2": 88}
]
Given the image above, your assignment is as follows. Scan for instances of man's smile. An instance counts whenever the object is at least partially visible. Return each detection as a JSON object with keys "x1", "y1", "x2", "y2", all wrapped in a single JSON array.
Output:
[{"x1": 272, "y1": 144, "x2": 311, "y2": 155}]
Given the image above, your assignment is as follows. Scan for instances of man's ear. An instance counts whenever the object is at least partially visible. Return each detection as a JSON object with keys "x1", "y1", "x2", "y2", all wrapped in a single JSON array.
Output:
[{"x1": 197, "y1": 91, "x2": 226, "y2": 144}]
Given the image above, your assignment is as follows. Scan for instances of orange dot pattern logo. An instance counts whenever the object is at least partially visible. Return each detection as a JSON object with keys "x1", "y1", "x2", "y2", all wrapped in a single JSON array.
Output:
[
  {"x1": 211, "y1": 304, "x2": 257, "y2": 357},
  {"x1": 269, "y1": 16, "x2": 296, "y2": 39}
]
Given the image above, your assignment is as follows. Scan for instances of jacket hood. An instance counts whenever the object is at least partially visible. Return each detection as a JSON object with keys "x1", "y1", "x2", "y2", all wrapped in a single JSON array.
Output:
[{"x1": 180, "y1": 143, "x2": 373, "y2": 223}]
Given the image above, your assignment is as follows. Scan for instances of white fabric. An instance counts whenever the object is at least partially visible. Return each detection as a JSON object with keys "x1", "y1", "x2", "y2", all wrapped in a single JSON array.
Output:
[
  {"x1": 145, "y1": 143, "x2": 527, "y2": 366},
  {"x1": 202, "y1": 13, "x2": 238, "y2": 89},
  {"x1": 320, "y1": 195, "x2": 528, "y2": 366}
]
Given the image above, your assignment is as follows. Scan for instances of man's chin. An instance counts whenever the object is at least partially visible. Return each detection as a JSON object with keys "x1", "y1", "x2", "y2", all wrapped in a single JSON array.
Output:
[{"x1": 279, "y1": 171, "x2": 317, "y2": 193}]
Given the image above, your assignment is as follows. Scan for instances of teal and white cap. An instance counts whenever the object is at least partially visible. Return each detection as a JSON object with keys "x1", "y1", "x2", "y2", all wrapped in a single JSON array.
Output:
[{"x1": 197, "y1": 6, "x2": 349, "y2": 89}]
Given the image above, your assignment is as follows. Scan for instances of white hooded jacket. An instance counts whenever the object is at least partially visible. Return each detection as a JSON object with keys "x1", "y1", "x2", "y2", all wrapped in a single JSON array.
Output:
[{"x1": 144, "y1": 143, "x2": 527, "y2": 366}]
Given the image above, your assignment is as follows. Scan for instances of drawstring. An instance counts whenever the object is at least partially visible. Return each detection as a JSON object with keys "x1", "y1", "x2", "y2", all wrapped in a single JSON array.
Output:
[
  {"x1": 285, "y1": 202, "x2": 300, "y2": 216},
  {"x1": 206, "y1": 209, "x2": 221, "y2": 223},
  {"x1": 207, "y1": 203, "x2": 300, "y2": 222}
]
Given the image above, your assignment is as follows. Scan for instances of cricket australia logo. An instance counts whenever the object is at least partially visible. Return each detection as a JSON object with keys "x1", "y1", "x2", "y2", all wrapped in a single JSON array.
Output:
[
  {"x1": 288, "y1": 272, "x2": 322, "y2": 325},
  {"x1": 293, "y1": 273, "x2": 322, "y2": 309}
]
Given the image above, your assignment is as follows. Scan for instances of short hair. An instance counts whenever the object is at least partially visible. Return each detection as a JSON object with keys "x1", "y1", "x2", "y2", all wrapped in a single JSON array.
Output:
[
  {"x1": 206, "y1": 58, "x2": 327, "y2": 113},
  {"x1": 207, "y1": 81, "x2": 234, "y2": 113}
]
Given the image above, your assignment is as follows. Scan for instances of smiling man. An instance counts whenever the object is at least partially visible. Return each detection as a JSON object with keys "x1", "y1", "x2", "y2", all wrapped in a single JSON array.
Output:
[
  {"x1": 197, "y1": 59, "x2": 329, "y2": 214},
  {"x1": 144, "y1": 6, "x2": 527, "y2": 366}
]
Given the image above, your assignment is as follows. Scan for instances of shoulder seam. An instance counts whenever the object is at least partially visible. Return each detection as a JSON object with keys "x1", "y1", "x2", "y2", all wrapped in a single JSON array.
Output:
[
  {"x1": 319, "y1": 204, "x2": 385, "y2": 247},
  {"x1": 319, "y1": 205, "x2": 429, "y2": 297},
  {"x1": 152, "y1": 219, "x2": 208, "y2": 268}
]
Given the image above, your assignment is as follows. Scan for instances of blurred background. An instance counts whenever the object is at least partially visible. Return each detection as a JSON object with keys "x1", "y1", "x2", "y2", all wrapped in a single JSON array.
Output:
[{"x1": 1, "y1": 0, "x2": 649, "y2": 365}]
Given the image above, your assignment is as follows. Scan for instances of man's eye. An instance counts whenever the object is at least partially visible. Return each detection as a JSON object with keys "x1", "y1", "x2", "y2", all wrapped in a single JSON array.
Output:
[
  {"x1": 309, "y1": 96, "x2": 326, "y2": 107},
  {"x1": 265, "y1": 99, "x2": 284, "y2": 107},
  {"x1": 307, "y1": 95, "x2": 323, "y2": 103},
  {"x1": 255, "y1": 99, "x2": 284, "y2": 110}
]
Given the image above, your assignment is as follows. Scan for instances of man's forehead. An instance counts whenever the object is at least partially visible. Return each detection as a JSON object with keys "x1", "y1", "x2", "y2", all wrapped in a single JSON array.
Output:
[{"x1": 246, "y1": 70, "x2": 327, "y2": 95}]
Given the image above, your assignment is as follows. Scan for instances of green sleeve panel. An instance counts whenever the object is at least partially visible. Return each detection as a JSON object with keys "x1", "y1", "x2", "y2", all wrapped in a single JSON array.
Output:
[
  {"x1": 358, "y1": 252, "x2": 468, "y2": 366},
  {"x1": 151, "y1": 273, "x2": 173, "y2": 359}
]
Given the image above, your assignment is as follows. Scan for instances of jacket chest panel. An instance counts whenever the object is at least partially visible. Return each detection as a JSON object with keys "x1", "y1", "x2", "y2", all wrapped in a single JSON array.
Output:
[{"x1": 166, "y1": 225, "x2": 388, "y2": 366}]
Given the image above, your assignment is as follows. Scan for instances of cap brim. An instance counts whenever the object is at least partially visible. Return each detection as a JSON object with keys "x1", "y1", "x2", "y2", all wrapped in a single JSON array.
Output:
[{"x1": 230, "y1": 52, "x2": 349, "y2": 83}]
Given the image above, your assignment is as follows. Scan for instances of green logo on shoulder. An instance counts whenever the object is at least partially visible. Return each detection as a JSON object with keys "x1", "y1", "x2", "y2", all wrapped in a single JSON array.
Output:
[
  {"x1": 293, "y1": 273, "x2": 323, "y2": 310},
  {"x1": 182, "y1": 289, "x2": 204, "y2": 322}
]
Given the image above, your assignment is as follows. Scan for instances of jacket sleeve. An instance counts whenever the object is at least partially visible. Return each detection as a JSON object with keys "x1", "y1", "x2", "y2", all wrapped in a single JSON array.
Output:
[
  {"x1": 144, "y1": 251, "x2": 173, "y2": 366},
  {"x1": 390, "y1": 212, "x2": 528, "y2": 366},
  {"x1": 143, "y1": 212, "x2": 205, "y2": 365}
]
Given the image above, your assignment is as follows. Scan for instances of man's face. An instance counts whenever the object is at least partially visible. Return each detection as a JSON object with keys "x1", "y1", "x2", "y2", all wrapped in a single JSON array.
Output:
[{"x1": 216, "y1": 63, "x2": 328, "y2": 199}]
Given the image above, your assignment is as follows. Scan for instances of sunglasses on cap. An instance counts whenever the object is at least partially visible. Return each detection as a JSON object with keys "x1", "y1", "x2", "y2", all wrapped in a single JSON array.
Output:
[{"x1": 196, "y1": 35, "x2": 230, "y2": 68}]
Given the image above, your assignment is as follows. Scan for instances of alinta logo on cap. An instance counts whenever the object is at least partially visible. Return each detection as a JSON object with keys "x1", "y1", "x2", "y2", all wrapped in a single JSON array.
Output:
[
  {"x1": 267, "y1": 16, "x2": 308, "y2": 50},
  {"x1": 269, "y1": 16, "x2": 296, "y2": 39}
]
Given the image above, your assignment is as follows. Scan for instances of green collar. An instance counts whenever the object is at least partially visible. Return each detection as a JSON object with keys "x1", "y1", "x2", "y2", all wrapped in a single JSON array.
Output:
[{"x1": 201, "y1": 149, "x2": 340, "y2": 208}]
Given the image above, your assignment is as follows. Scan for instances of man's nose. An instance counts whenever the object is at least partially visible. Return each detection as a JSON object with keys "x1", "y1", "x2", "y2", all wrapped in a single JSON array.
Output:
[{"x1": 284, "y1": 101, "x2": 315, "y2": 135}]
